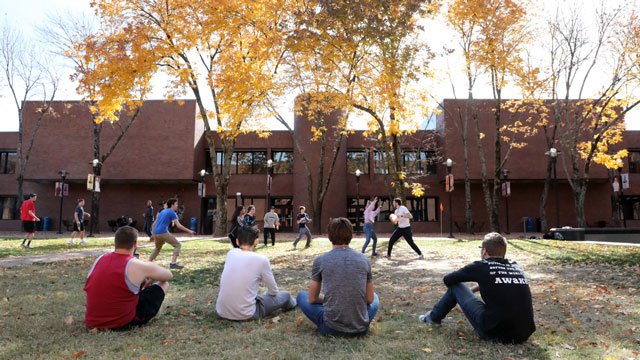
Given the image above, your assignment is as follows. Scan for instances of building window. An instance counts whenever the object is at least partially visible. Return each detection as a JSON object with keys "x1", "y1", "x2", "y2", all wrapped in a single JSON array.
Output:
[
  {"x1": 347, "y1": 197, "x2": 367, "y2": 230},
  {"x1": 373, "y1": 196, "x2": 438, "y2": 222},
  {"x1": 629, "y1": 150, "x2": 640, "y2": 173},
  {"x1": 0, "y1": 151, "x2": 16, "y2": 174},
  {"x1": 347, "y1": 151, "x2": 369, "y2": 174},
  {"x1": 0, "y1": 196, "x2": 17, "y2": 220},
  {"x1": 403, "y1": 150, "x2": 437, "y2": 174},
  {"x1": 373, "y1": 151, "x2": 388, "y2": 174},
  {"x1": 272, "y1": 151, "x2": 293, "y2": 174},
  {"x1": 207, "y1": 150, "x2": 268, "y2": 175},
  {"x1": 623, "y1": 196, "x2": 640, "y2": 220}
]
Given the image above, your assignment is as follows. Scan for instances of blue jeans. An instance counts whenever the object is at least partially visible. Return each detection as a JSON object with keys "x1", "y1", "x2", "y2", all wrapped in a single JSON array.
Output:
[
  {"x1": 361, "y1": 222, "x2": 378, "y2": 255},
  {"x1": 296, "y1": 291, "x2": 379, "y2": 337},
  {"x1": 429, "y1": 283, "x2": 490, "y2": 340}
]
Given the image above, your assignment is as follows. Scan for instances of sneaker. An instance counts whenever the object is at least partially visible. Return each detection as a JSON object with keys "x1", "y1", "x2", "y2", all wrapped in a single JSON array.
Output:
[
  {"x1": 371, "y1": 253, "x2": 378, "y2": 257},
  {"x1": 20, "y1": 243, "x2": 26, "y2": 248},
  {"x1": 80, "y1": 240, "x2": 88, "y2": 245},
  {"x1": 26, "y1": 245, "x2": 34, "y2": 249},
  {"x1": 385, "y1": 254, "x2": 391, "y2": 259},
  {"x1": 68, "y1": 240, "x2": 74, "y2": 245},
  {"x1": 418, "y1": 311, "x2": 441, "y2": 325},
  {"x1": 418, "y1": 255, "x2": 424, "y2": 260},
  {"x1": 169, "y1": 263, "x2": 184, "y2": 269}
]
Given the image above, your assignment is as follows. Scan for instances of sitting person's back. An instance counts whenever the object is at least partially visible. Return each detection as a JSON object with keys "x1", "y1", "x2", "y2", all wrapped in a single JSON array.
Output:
[
  {"x1": 84, "y1": 226, "x2": 172, "y2": 329},
  {"x1": 216, "y1": 227, "x2": 296, "y2": 320},
  {"x1": 297, "y1": 217, "x2": 378, "y2": 336}
]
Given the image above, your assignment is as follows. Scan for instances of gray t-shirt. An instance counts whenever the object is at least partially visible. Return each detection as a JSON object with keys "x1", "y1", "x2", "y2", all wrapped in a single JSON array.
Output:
[
  {"x1": 264, "y1": 212, "x2": 279, "y2": 228},
  {"x1": 311, "y1": 247, "x2": 372, "y2": 333}
]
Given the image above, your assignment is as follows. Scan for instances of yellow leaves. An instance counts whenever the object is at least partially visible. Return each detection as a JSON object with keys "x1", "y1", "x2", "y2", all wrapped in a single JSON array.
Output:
[
  {"x1": 71, "y1": 351, "x2": 87, "y2": 358},
  {"x1": 47, "y1": 275, "x2": 57, "y2": 279},
  {"x1": 410, "y1": 183, "x2": 425, "y2": 197},
  {"x1": 64, "y1": 316, "x2": 73, "y2": 325}
]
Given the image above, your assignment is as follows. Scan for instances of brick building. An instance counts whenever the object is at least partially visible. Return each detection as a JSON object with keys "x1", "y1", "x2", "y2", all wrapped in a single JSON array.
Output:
[{"x1": 0, "y1": 99, "x2": 638, "y2": 234}]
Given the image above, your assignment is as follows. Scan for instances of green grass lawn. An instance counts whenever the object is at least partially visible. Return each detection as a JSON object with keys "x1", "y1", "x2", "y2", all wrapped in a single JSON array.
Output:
[
  {"x1": 0, "y1": 237, "x2": 116, "y2": 259},
  {"x1": 0, "y1": 238, "x2": 639, "y2": 359}
]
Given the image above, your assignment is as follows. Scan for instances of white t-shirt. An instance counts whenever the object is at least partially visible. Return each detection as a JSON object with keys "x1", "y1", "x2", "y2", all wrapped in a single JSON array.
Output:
[
  {"x1": 395, "y1": 206, "x2": 411, "y2": 228},
  {"x1": 216, "y1": 248, "x2": 278, "y2": 320}
]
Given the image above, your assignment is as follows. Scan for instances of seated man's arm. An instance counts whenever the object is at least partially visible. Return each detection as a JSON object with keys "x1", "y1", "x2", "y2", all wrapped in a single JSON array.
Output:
[
  {"x1": 443, "y1": 262, "x2": 480, "y2": 287},
  {"x1": 366, "y1": 281, "x2": 374, "y2": 305},
  {"x1": 308, "y1": 280, "x2": 323, "y2": 304},
  {"x1": 262, "y1": 261, "x2": 279, "y2": 296}
]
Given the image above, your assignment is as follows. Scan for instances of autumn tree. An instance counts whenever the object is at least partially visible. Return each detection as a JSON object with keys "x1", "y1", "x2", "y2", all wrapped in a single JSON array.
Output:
[
  {"x1": 89, "y1": 0, "x2": 289, "y2": 236},
  {"x1": 41, "y1": 13, "x2": 147, "y2": 234},
  {"x1": 0, "y1": 20, "x2": 58, "y2": 212},
  {"x1": 541, "y1": 3, "x2": 640, "y2": 227},
  {"x1": 446, "y1": 0, "x2": 537, "y2": 232}
]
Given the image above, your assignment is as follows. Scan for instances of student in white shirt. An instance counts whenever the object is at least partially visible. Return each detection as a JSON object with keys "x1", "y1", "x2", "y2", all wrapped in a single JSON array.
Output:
[
  {"x1": 216, "y1": 227, "x2": 296, "y2": 320},
  {"x1": 386, "y1": 198, "x2": 424, "y2": 260}
]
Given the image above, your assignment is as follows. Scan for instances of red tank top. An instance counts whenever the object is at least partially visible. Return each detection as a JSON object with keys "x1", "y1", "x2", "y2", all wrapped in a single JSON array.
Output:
[{"x1": 84, "y1": 252, "x2": 138, "y2": 328}]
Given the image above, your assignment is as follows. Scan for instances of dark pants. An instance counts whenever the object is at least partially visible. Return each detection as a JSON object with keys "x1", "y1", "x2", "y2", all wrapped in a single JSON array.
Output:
[
  {"x1": 143, "y1": 218, "x2": 153, "y2": 237},
  {"x1": 429, "y1": 283, "x2": 490, "y2": 340},
  {"x1": 387, "y1": 226, "x2": 422, "y2": 256},
  {"x1": 264, "y1": 228, "x2": 276, "y2": 246},
  {"x1": 293, "y1": 226, "x2": 312, "y2": 248}
]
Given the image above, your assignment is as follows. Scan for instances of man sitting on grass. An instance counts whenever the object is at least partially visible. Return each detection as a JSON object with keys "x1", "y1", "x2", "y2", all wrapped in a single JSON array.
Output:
[
  {"x1": 418, "y1": 232, "x2": 536, "y2": 344},
  {"x1": 216, "y1": 227, "x2": 296, "y2": 320},
  {"x1": 297, "y1": 217, "x2": 379, "y2": 337},
  {"x1": 84, "y1": 226, "x2": 173, "y2": 330}
]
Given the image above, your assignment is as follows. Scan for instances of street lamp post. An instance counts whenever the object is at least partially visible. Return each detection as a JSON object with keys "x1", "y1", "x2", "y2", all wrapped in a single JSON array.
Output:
[
  {"x1": 236, "y1": 192, "x2": 242, "y2": 208},
  {"x1": 355, "y1": 169, "x2": 361, "y2": 234},
  {"x1": 199, "y1": 169, "x2": 206, "y2": 235},
  {"x1": 502, "y1": 168, "x2": 510, "y2": 234},
  {"x1": 57, "y1": 170, "x2": 68, "y2": 234},
  {"x1": 88, "y1": 159, "x2": 99, "y2": 237},
  {"x1": 617, "y1": 159, "x2": 627, "y2": 228},
  {"x1": 446, "y1": 159, "x2": 454, "y2": 238},
  {"x1": 545, "y1": 147, "x2": 561, "y2": 228},
  {"x1": 267, "y1": 159, "x2": 273, "y2": 211}
]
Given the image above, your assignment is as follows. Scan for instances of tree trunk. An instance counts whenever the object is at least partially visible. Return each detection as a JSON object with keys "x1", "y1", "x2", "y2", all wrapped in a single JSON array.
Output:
[
  {"x1": 574, "y1": 181, "x2": 587, "y2": 228},
  {"x1": 609, "y1": 169, "x2": 620, "y2": 227},
  {"x1": 539, "y1": 158, "x2": 552, "y2": 232},
  {"x1": 472, "y1": 106, "x2": 495, "y2": 231},
  {"x1": 213, "y1": 140, "x2": 234, "y2": 237}
]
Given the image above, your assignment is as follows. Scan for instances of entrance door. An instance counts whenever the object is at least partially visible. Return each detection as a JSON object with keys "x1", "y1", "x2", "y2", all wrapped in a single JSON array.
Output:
[
  {"x1": 201, "y1": 197, "x2": 216, "y2": 235},
  {"x1": 272, "y1": 197, "x2": 293, "y2": 232}
]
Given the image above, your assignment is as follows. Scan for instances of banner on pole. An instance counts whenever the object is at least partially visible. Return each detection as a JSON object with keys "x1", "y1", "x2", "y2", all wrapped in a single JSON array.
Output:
[
  {"x1": 621, "y1": 173, "x2": 629, "y2": 190},
  {"x1": 501, "y1": 181, "x2": 511, "y2": 197},
  {"x1": 445, "y1": 175, "x2": 454, "y2": 192},
  {"x1": 87, "y1": 174, "x2": 94, "y2": 191}
]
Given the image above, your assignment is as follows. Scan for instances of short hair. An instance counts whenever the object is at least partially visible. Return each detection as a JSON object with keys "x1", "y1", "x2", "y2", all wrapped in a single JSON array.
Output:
[
  {"x1": 299, "y1": 206, "x2": 305, "y2": 211},
  {"x1": 270, "y1": 206, "x2": 276, "y2": 210},
  {"x1": 114, "y1": 226, "x2": 138, "y2": 249},
  {"x1": 29, "y1": 193, "x2": 37, "y2": 199},
  {"x1": 481, "y1": 232, "x2": 507, "y2": 257},
  {"x1": 394, "y1": 198, "x2": 402, "y2": 206},
  {"x1": 166, "y1": 198, "x2": 178, "y2": 208},
  {"x1": 247, "y1": 205, "x2": 255, "y2": 212},
  {"x1": 236, "y1": 226, "x2": 258, "y2": 246},
  {"x1": 77, "y1": 199, "x2": 84, "y2": 204},
  {"x1": 327, "y1": 217, "x2": 353, "y2": 245}
]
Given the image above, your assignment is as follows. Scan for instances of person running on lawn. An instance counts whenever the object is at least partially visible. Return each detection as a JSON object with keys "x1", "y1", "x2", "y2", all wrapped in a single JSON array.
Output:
[
  {"x1": 149, "y1": 198, "x2": 195, "y2": 269},
  {"x1": 386, "y1": 198, "x2": 423, "y2": 260},
  {"x1": 293, "y1": 206, "x2": 312, "y2": 249},
  {"x1": 19, "y1": 194, "x2": 40, "y2": 249},
  {"x1": 69, "y1": 199, "x2": 90, "y2": 245}
]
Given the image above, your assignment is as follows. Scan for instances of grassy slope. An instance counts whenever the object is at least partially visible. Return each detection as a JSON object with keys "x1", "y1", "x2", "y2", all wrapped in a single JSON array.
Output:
[{"x1": 0, "y1": 239, "x2": 638, "y2": 359}]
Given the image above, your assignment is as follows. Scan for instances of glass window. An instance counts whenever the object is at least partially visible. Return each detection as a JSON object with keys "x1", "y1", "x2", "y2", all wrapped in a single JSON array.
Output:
[
  {"x1": 253, "y1": 151, "x2": 267, "y2": 174},
  {"x1": 403, "y1": 151, "x2": 437, "y2": 174},
  {"x1": 630, "y1": 150, "x2": 640, "y2": 173},
  {"x1": 0, "y1": 196, "x2": 17, "y2": 220},
  {"x1": 373, "y1": 151, "x2": 389, "y2": 174},
  {"x1": 347, "y1": 151, "x2": 369, "y2": 174},
  {"x1": 0, "y1": 151, "x2": 17, "y2": 174},
  {"x1": 273, "y1": 151, "x2": 293, "y2": 174},
  {"x1": 236, "y1": 152, "x2": 252, "y2": 174}
]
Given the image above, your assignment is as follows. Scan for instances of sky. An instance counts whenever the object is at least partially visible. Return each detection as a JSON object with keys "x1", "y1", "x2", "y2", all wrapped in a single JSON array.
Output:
[{"x1": 0, "y1": 0, "x2": 638, "y2": 132}]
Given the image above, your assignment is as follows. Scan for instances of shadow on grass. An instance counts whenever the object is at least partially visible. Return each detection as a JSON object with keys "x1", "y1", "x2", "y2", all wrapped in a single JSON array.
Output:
[{"x1": 508, "y1": 239, "x2": 640, "y2": 266}]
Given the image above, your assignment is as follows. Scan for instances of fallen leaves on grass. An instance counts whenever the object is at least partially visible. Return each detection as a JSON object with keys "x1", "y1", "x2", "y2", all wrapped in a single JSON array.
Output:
[
  {"x1": 64, "y1": 316, "x2": 73, "y2": 325},
  {"x1": 71, "y1": 351, "x2": 86, "y2": 358},
  {"x1": 422, "y1": 348, "x2": 432, "y2": 353},
  {"x1": 272, "y1": 316, "x2": 281, "y2": 324},
  {"x1": 296, "y1": 316, "x2": 303, "y2": 326}
]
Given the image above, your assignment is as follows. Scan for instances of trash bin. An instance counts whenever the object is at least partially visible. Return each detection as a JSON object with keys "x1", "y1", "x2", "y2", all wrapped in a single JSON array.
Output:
[
  {"x1": 190, "y1": 217, "x2": 198, "y2": 232},
  {"x1": 43, "y1": 216, "x2": 51, "y2": 232},
  {"x1": 526, "y1": 217, "x2": 534, "y2": 232}
]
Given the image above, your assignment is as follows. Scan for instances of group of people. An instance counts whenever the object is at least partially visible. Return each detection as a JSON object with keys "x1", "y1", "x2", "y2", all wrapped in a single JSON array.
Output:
[
  {"x1": 228, "y1": 204, "x2": 285, "y2": 248},
  {"x1": 83, "y1": 216, "x2": 535, "y2": 344}
]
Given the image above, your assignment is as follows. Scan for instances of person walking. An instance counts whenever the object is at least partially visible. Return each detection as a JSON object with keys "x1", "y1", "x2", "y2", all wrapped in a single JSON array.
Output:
[
  {"x1": 19, "y1": 194, "x2": 40, "y2": 249},
  {"x1": 263, "y1": 206, "x2": 280, "y2": 246},
  {"x1": 149, "y1": 198, "x2": 195, "y2": 269},
  {"x1": 143, "y1": 200, "x2": 154, "y2": 238},
  {"x1": 69, "y1": 199, "x2": 90, "y2": 245},
  {"x1": 361, "y1": 197, "x2": 383, "y2": 256},
  {"x1": 293, "y1": 206, "x2": 312, "y2": 249},
  {"x1": 386, "y1": 198, "x2": 424, "y2": 259}
]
